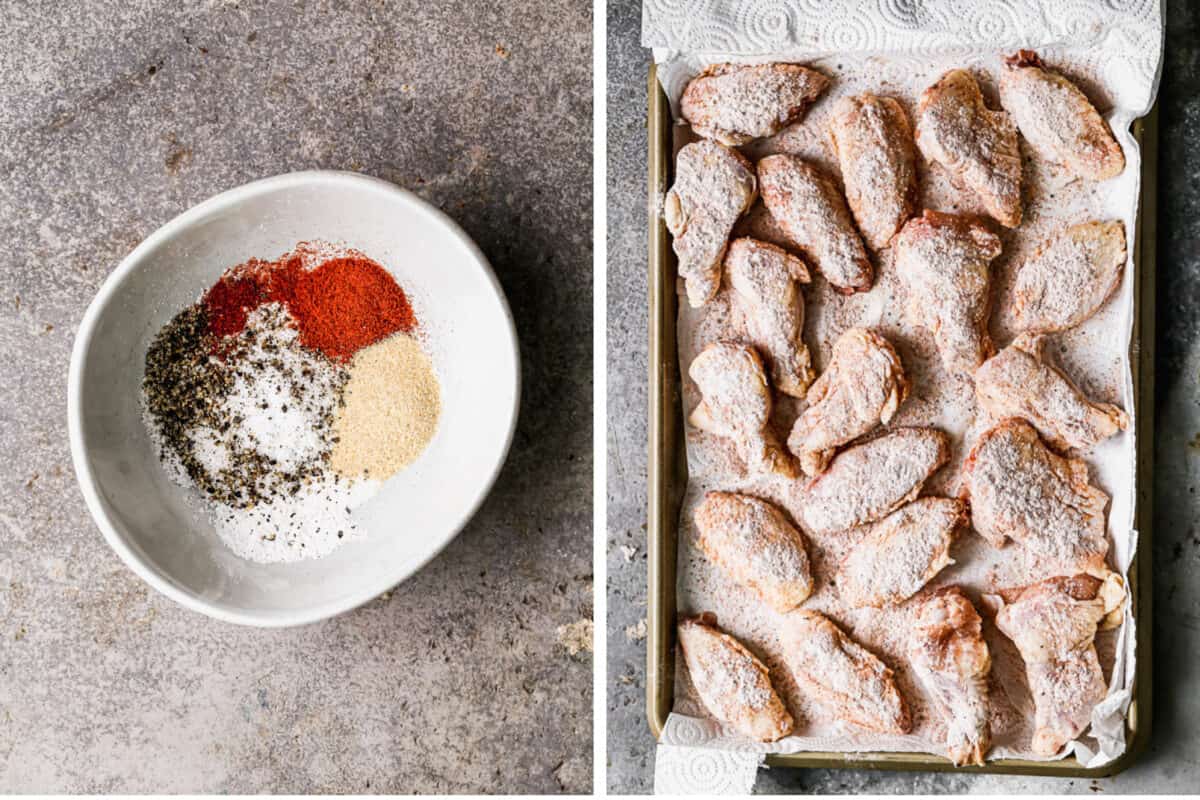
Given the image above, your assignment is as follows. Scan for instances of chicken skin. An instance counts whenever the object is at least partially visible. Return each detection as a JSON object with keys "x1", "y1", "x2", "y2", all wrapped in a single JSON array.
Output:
[
  {"x1": 665, "y1": 140, "x2": 758, "y2": 307},
  {"x1": 1000, "y1": 50, "x2": 1125, "y2": 181},
  {"x1": 916, "y1": 70, "x2": 1023, "y2": 228},
  {"x1": 758, "y1": 154, "x2": 874, "y2": 294},
  {"x1": 829, "y1": 93, "x2": 918, "y2": 251},
  {"x1": 960, "y1": 418, "x2": 1109, "y2": 578},
  {"x1": 894, "y1": 210, "x2": 1002, "y2": 376},
  {"x1": 975, "y1": 335, "x2": 1129, "y2": 454},
  {"x1": 800, "y1": 427, "x2": 950, "y2": 535},
  {"x1": 725, "y1": 237, "x2": 815, "y2": 397},
  {"x1": 908, "y1": 587, "x2": 992, "y2": 766},
  {"x1": 838, "y1": 497, "x2": 965, "y2": 609},
  {"x1": 788, "y1": 328, "x2": 909, "y2": 476},
  {"x1": 695, "y1": 491, "x2": 814, "y2": 612},
  {"x1": 681, "y1": 62, "x2": 830, "y2": 146},
  {"x1": 689, "y1": 341, "x2": 796, "y2": 478},
  {"x1": 678, "y1": 614, "x2": 795, "y2": 742},
  {"x1": 993, "y1": 574, "x2": 1124, "y2": 756},
  {"x1": 1011, "y1": 220, "x2": 1127, "y2": 335},
  {"x1": 779, "y1": 610, "x2": 912, "y2": 734}
]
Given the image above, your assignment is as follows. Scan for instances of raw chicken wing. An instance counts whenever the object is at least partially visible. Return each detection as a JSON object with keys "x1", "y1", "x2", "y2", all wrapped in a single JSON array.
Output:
[
  {"x1": 788, "y1": 328, "x2": 909, "y2": 476},
  {"x1": 725, "y1": 237, "x2": 814, "y2": 397},
  {"x1": 665, "y1": 140, "x2": 757, "y2": 307},
  {"x1": 681, "y1": 62, "x2": 829, "y2": 146}
]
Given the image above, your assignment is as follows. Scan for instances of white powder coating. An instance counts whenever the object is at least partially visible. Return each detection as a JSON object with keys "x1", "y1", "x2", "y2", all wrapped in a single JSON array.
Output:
[
  {"x1": 724, "y1": 237, "x2": 814, "y2": 397},
  {"x1": 916, "y1": 69, "x2": 1023, "y2": 228},
  {"x1": 999, "y1": 51, "x2": 1125, "y2": 182},
  {"x1": 975, "y1": 336, "x2": 1129, "y2": 454},
  {"x1": 664, "y1": 140, "x2": 758, "y2": 307},
  {"x1": 787, "y1": 327, "x2": 909, "y2": 476},
  {"x1": 757, "y1": 154, "x2": 873, "y2": 293},
  {"x1": 960, "y1": 419, "x2": 1109, "y2": 577},
  {"x1": 678, "y1": 616, "x2": 795, "y2": 742},
  {"x1": 671, "y1": 50, "x2": 1141, "y2": 763},
  {"x1": 681, "y1": 63, "x2": 830, "y2": 146},
  {"x1": 1011, "y1": 220, "x2": 1127, "y2": 335},
  {"x1": 837, "y1": 497, "x2": 963, "y2": 608},
  {"x1": 688, "y1": 341, "x2": 795, "y2": 478},
  {"x1": 907, "y1": 587, "x2": 992, "y2": 767},
  {"x1": 993, "y1": 576, "x2": 1111, "y2": 756},
  {"x1": 779, "y1": 610, "x2": 911, "y2": 734},
  {"x1": 894, "y1": 210, "x2": 1002, "y2": 377},
  {"x1": 694, "y1": 491, "x2": 813, "y2": 612},
  {"x1": 800, "y1": 427, "x2": 950, "y2": 534},
  {"x1": 829, "y1": 94, "x2": 918, "y2": 251}
]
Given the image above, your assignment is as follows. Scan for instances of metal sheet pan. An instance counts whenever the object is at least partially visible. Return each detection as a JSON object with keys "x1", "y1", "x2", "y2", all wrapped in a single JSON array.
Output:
[{"x1": 644, "y1": 63, "x2": 1154, "y2": 777}]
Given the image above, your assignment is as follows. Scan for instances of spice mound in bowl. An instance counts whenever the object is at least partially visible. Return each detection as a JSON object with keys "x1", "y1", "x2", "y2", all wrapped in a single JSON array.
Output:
[{"x1": 142, "y1": 243, "x2": 441, "y2": 563}]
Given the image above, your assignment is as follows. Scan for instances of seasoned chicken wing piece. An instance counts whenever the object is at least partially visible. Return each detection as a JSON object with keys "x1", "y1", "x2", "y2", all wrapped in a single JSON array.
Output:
[
  {"x1": 800, "y1": 427, "x2": 950, "y2": 534},
  {"x1": 678, "y1": 614, "x2": 795, "y2": 742},
  {"x1": 829, "y1": 94, "x2": 918, "y2": 251},
  {"x1": 960, "y1": 418, "x2": 1109, "y2": 577},
  {"x1": 665, "y1": 140, "x2": 758, "y2": 307},
  {"x1": 725, "y1": 238, "x2": 814, "y2": 397},
  {"x1": 681, "y1": 62, "x2": 830, "y2": 146},
  {"x1": 908, "y1": 587, "x2": 992, "y2": 766},
  {"x1": 695, "y1": 491, "x2": 814, "y2": 612},
  {"x1": 788, "y1": 328, "x2": 909, "y2": 476},
  {"x1": 975, "y1": 335, "x2": 1129, "y2": 454},
  {"x1": 993, "y1": 574, "x2": 1124, "y2": 756},
  {"x1": 916, "y1": 70, "x2": 1023, "y2": 228},
  {"x1": 689, "y1": 342, "x2": 796, "y2": 478},
  {"x1": 1000, "y1": 50, "x2": 1125, "y2": 181},
  {"x1": 894, "y1": 210, "x2": 1002, "y2": 376},
  {"x1": 780, "y1": 610, "x2": 912, "y2": 734},
  {"x1": 838, "y1": 497, "x2": 964, "y2": 609},
  {"x1": 758, "y1": 154, "x2": 873, "y2": 294},
  {"x1": 1011, "y1": 220, "x2": 1127, "y2": 335}
]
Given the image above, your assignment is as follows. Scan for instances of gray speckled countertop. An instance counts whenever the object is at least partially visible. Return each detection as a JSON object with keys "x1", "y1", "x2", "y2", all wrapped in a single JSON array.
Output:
[
  {"x1": 606, "y1": 0, "x2": 1200, "y2": 792},
  {"x1": 0, "y1": 1, "x2": 591, "y2": 793}
]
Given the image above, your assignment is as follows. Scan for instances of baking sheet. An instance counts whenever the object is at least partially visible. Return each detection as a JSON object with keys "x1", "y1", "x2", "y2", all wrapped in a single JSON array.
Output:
[{"x1": 662, "y1": 50, "x2": 1146, "y2": 768}]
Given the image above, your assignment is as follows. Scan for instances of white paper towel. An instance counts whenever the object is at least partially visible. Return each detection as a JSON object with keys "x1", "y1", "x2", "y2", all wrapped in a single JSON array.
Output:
[{"x1": 644, "y1": 1, "x2": 1163, "y2": 794}]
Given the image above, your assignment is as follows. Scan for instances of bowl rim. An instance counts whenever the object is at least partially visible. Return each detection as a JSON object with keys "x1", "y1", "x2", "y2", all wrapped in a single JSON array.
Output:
[{"x1": 67, "y1": 170, "x2": 521, "y2": 628}]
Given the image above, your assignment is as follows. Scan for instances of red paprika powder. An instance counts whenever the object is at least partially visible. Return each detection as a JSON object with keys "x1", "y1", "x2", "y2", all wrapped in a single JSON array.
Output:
[{"x1": 201, "y1": 249, "x2": 417, "y2": 362}]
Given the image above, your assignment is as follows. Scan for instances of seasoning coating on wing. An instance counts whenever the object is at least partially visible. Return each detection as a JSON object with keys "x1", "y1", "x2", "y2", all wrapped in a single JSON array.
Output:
[
  {"x1": 1000, "y1": 50, "x2": 1125, "y2": 181},
  {"x1": 829, "y1": 94, "x2": 918, "y2": 251},
  {"x1": 725, "y1": 238, "x2": 815, "y2": 398},
  {"x1": 689, "y1": 341, "x2": 796, "y2": 478},
  {"x1": 1011, "y1": 220, "x2": 1127, "y2": 335},
  {"x1": 695, "y1": 491, "x2": 814, "y2": 612},
  {"x1": 838, "y1": 497, "x2": 964, "y2": 609},
  {"x1": 894, "y1": 210, "x2": 1002, "y2": 376},
  {"x1": 960, "y1": 418, "x2": 1109, "y2": 577},
  {"x1": 678, "y1": 615, "x2": 796, "y2": 742},
  {"x1": 993, "y1": 575, "x2": 1121, "y2": 756},
  {"x1": 916, "y1": 70, "x2": 1023, "y2": 228},
  {"x1": 681, "y1": 62, "x2": 830, "y2": 146},
  {"x1": 800, "y1": 427, "x2": 950, "y2": 534},
  {"x1": 758, "y1": 154, "x2": 873, "y2": 294},
  {"x1": 788, "y1": 328, "x2": 909, "y2": 476},
  {"x1": 908, "y1": 587, "x2": 992, "y2": 766},
  {"x1": 779, "y1": 610, "x2": 912, "y2": 734},
  {"x1": 975, "y1": 335, "x2": 1129, "y2": 454},
  {"x1": 664, "y1": 140, "x2": 758, "y2": 308}
]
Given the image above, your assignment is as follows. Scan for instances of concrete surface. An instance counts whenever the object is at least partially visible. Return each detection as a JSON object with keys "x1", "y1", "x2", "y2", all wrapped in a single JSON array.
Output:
[
  {"x1": 0, "y1": 1, "x2": 591, "y2": 793},
  {"x1": 606, "y1": 0, "x2": 1200, "y2": 792}
]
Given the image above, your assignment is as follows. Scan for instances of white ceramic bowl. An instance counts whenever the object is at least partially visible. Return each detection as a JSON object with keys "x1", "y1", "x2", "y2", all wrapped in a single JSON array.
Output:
[{"x1": 68, "y1": 171, "x2": 520, "y2": 627}]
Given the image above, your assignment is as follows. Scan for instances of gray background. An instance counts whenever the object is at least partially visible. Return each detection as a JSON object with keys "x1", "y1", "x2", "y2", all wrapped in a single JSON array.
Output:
[
  {"x1": 606, "y1": 0, "x2": 1200, "y2": 792},
  {"x1": 0, "y1": 0, "x2": 591, "y2": 793}
]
